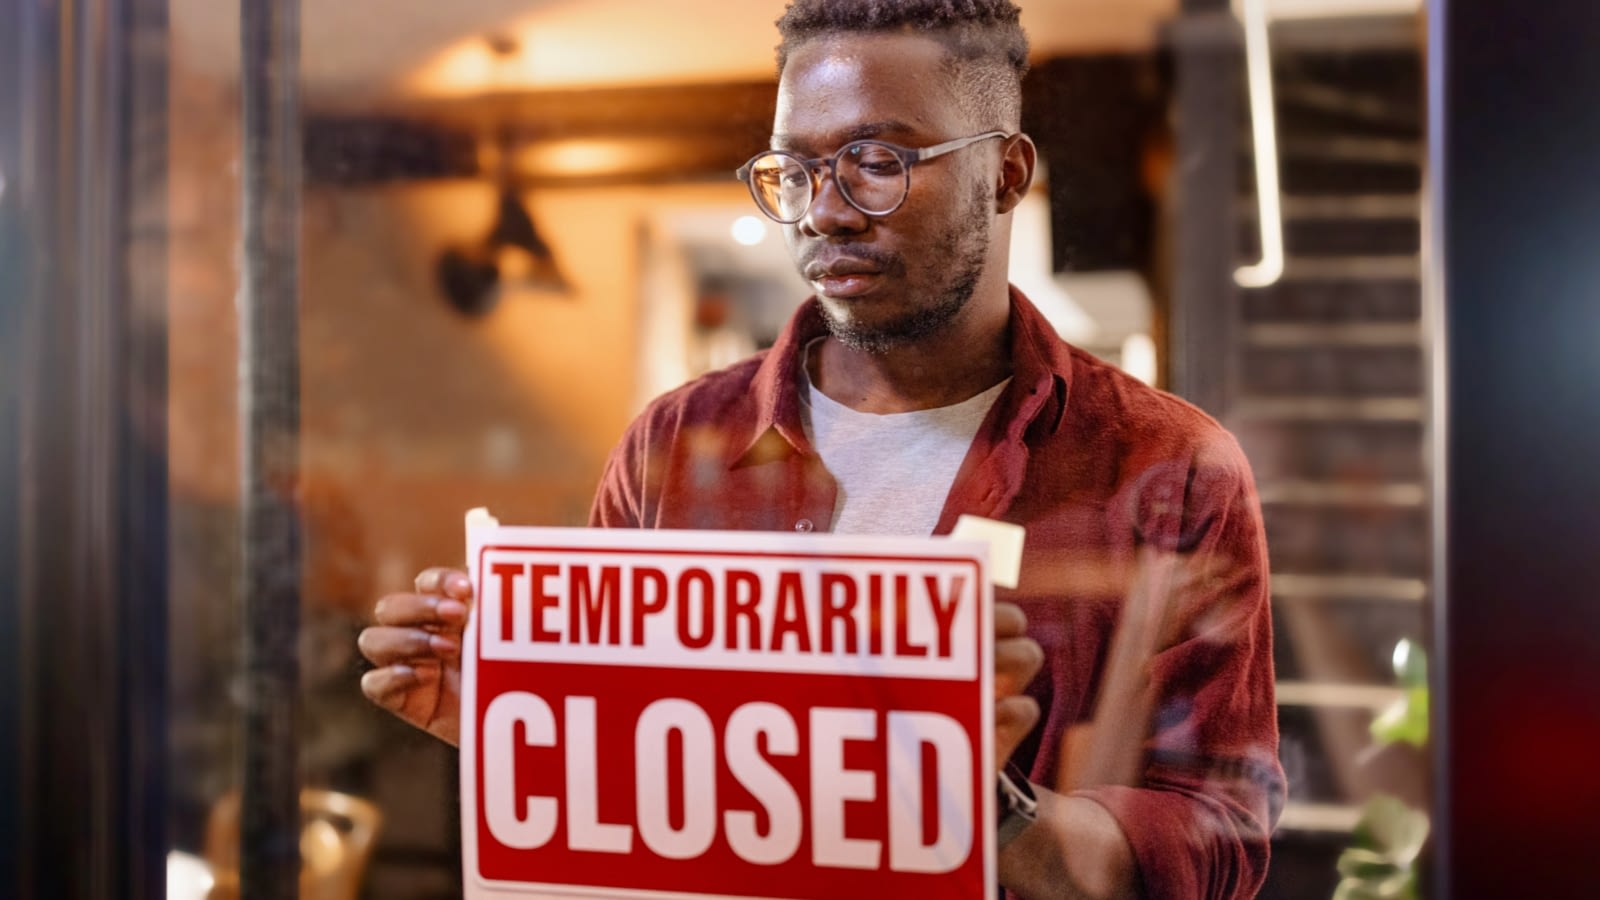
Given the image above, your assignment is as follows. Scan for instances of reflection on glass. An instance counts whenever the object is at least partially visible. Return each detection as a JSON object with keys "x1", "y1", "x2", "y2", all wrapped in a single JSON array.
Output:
[{"x1": 150, "y1": 1, "x2": 1433, "y2": 898}]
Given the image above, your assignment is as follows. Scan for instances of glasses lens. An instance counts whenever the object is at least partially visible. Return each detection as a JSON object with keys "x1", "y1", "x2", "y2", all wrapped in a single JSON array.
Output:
[
  {"x1": 837, "y1": 141, "x2": 908, "y2": 215},
  {"x1": 747, "y1": 153, "x2": 812, "y2": 222}
]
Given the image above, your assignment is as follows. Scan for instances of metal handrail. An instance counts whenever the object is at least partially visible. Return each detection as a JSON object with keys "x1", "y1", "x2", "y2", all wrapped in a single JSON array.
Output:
[{"x1": 1235, "y1": 0, "x2": 1286, "y2": 288}]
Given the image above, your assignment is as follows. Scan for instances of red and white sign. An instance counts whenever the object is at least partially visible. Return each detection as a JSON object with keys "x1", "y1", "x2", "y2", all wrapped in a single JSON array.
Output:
[{"x1": 461, "y1": 523, "x2": 996, "y2": 900}]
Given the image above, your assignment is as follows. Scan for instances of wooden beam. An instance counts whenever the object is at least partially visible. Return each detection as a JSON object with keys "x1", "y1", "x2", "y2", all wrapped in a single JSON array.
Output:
[{"x1": 306, "y1": 81, "x2": 778, "y2": 186}]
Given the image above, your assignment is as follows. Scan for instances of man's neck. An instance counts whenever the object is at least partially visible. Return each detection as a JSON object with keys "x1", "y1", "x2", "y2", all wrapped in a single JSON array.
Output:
[{"x1": 808, "y1": 291, "x2": 1013, "y2": 414}]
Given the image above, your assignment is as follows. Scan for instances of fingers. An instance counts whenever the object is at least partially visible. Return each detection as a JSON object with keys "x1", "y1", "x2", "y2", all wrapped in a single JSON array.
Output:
[
  {"x1": 995, "y1": 600, "x2": 1027, "y2": 638},
  {"x1": 995, "y1": 694, "x2": 1041, "y2": 769},
  {"x1": 359, "y1": 663, "x2": 440, "y2": 712},
  {"x1": 994, "y1": 602, "x2": 1044, "y2": 698},
  {"x1": 994, "y1": 601, "x2": 1045, "y2": 769},
  {"x1": 375, "y1": 570, "x2": 471, "y2": 649},
  {"x1": 373, "y1": 591, "x2": 469, "y2": 629},
  {"x1": 996, "y1": 636, "x2": 1044, "y2": 697},
  {"x1": 415, "y1": 567, "x2": 473, "y2": 601},
  {"x1": 360, "y1": 567, "x2": 470, "y2": 728},
  {"x1": 357, "y1": 625, "x2": 461, "y2": 668}
]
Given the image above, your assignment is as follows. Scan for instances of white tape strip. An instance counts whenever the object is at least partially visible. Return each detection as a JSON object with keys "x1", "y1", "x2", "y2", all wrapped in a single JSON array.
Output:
[{"x1": 949, "y1": 515, "x2": 1025, "y2": 589}]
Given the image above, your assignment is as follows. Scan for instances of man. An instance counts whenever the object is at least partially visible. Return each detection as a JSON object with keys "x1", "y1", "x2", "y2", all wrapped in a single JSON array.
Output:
[{"x1": 359, "y1": 2, "x2": 1284, "y2": 897}]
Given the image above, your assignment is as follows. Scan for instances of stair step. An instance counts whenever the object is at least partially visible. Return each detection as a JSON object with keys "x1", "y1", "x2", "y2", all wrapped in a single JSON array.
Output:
[
  {"x1": 1245, "y1": 322, "x2": 1420, "y2": 347},
  {"x1": 1245, "y1": 135, "x2": 1423, "y2": 165},
  {"x1": 1240, "y1": 193, "x2": 1420, "y2": 221},
  {"x1": 1237, "y1": 419, "x2": 1424, "y2": 482},
  {"x1": 1271, "y1": 573, "x2": 1427, "y2": 603},
  {"x1": 1274, "y1": 81, "x2": 1423, "y2": 133},
  {"x1": 1281, "y1": 193, "x2": 1420, "y2": 219},
  {"x1": 1276, "y1": 255, "x2": 1422, "y2": 281},
  {"x1": 1241, "y1": 217, "x2": 1420, "y2": 258},
  {"x1": 1272, "y1": 45, "x2": 1423, "y2": 101},
  {"x1": 1273, "y1": 570, "x2": 1427, "y2": 598},
  {"x1": 1242, "y1": 155, "x2": 1423, "y2": 194},
  {"x1": 1243, "y1": 344, "x2": 1422, "y2": 396},
  {"x1": 1233, "y1": 396, "x2": 1424, "y2": 422},
  {"x1": 1275, "y1": 680, "x2": 1404, "y2": 710},
  {"x1": 1276, "y1": 802, "x2": 1364, "y2": 833},
  {"x1": 1284, "y1": 135, "x2": 1422, "y2": 165},
  {"x1": 1258, "y1": 481, "x2": 1425, "y2": 507},
  {"x1": 1262, "y1": 505, "x2": 1429, "y2": 577},
  {"x1": 1242, "y1": 278, "x2": 1420, "y2": 324}
]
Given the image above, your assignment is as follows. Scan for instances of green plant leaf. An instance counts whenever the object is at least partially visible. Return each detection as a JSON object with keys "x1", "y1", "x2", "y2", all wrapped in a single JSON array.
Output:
[
  {"x1": 1370, "y1": 686, "x2": 1430, "y2": 748},
  {"x1": 1337, "y1": 847, "x2": 1401, "y2": 880},
  {"x1": 1335, "y1": 642, "x2": 1432, "y2": 899},
  {"x1": 1392, "y1": 639, "x2": 1428, "y2": 689},
  {"x1": 1352, "y1": 794, "x2": 1431, "y2": 866},
  {"x1": 1335, "y1": 870, "x2": 1419, "y2": 900}
]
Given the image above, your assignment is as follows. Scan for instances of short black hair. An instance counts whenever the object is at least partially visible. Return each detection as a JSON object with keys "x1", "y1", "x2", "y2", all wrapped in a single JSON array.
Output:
[{"x1": 775, "y1": 0, "x2": 1030, "y2": 131}]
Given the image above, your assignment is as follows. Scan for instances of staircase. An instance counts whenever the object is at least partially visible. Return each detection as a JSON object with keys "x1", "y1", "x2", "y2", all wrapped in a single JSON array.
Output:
[{"x1": 1226, "y1": 21, "x2": 1431, "y2": 898}]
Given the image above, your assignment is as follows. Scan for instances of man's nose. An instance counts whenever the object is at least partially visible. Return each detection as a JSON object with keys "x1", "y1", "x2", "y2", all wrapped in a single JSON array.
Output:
[{"x1": 799, "y1": 166, "x2": 869, "y2": 237}]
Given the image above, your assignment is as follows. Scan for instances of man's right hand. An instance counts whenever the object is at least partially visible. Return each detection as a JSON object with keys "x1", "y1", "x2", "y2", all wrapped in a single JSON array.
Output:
[{"x1": 358, "y1": 567, "x2": 472, "y2": 746}]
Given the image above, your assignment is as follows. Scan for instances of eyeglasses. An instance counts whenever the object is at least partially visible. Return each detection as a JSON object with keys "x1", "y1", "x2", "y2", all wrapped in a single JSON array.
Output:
[{"x1": 735, "y1": 131, "x2": 1011, "y2": 224}]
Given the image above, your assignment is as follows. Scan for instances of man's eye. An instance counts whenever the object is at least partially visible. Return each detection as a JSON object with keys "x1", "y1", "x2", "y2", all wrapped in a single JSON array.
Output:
[{"x1": 849, "y1": 147, "x2": 901, "y2": 175}]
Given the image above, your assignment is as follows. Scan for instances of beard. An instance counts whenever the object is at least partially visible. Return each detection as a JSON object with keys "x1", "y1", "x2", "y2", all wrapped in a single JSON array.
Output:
[{"x1": 818, "y1": 184, "x2": 993, "y2": 354}]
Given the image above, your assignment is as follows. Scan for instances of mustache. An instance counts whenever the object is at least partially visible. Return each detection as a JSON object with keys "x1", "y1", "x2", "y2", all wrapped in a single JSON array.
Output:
[{"x1": 796, "y1": 243, "x2": 905, "y2": 279}]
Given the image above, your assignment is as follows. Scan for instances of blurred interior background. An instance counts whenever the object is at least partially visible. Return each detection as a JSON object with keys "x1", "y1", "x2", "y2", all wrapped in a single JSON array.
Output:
[{"x1": 157, "y1": 2, "x2": 1434, "y2": 896}]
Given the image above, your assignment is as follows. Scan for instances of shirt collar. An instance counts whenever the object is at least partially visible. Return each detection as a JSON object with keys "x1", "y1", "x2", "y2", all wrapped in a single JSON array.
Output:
[{"x1": 733, "y1": 284, "x2": 1073, "y2": 468}]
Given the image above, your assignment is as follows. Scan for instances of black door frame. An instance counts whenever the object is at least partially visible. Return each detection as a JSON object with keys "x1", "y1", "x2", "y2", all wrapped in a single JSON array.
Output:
[
  {"x1": 0, "y1": 0, "x2": 170, "y2": 897},
  {"x1": 1430, "y1": 1, "x2": 1600, "y2": 897}
]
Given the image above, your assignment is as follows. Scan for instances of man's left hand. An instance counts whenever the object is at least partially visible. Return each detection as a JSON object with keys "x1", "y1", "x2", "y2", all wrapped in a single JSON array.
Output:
[{"x1": 995, "y1": 601, "x2": 1045, "y2": 772}]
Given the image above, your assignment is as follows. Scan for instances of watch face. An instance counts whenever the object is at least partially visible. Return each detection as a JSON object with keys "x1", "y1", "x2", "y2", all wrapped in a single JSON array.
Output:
[
  {"x1": 999, "y1": 764, "x2": 1038, "y2": 805},
  {"x1": 996, "y1": 769, "x2": 1040, "y2": 848}
]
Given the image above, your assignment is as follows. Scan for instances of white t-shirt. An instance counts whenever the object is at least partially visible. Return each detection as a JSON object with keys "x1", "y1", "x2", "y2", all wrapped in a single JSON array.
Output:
[{"x1": 799, "y1": 344, "x2": 1009, "y2": 535}]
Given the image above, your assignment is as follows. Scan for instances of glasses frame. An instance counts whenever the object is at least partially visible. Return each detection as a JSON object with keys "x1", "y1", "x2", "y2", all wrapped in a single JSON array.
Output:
[{"x1": 735, "y1": 130, "x2": 1012, "y2": 224}]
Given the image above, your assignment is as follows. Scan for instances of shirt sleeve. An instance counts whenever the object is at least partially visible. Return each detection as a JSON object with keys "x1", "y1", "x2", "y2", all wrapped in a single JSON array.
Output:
[
  {"x1": 587, "y1": 417, "x2": 649, "y2": 529},
  {"x1": 1073, "y1": 437, "x2": 1286, "y2": 900}
]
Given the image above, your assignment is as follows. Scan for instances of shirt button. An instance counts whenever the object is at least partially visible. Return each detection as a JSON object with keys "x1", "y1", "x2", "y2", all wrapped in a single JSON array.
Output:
[{"x1": 794, "y1": 519, "x2": 814, "y2": 533}]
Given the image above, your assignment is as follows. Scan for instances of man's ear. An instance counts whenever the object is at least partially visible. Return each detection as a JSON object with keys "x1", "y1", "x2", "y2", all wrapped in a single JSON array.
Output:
[{"x1": 995, "y1": 133, "x2": 1037, "y2": 215}]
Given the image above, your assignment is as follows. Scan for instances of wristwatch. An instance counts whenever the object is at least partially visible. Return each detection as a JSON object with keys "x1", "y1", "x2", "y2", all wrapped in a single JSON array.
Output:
[{"x1": 996, "y1": 762, "x2": 1040, "y2": 847}]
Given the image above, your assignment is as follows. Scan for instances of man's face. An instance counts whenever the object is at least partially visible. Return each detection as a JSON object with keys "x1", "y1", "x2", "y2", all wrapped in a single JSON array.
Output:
[{"x1": 774, "y1": 33, "x2": 999, "y2": 353}]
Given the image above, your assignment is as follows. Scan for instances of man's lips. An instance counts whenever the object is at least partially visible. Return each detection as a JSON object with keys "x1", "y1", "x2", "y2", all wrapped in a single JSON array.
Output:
[
  {"x1": 804, "y1": 256, "x2": 885, "y2": 298},
  {"x1": 803, "y1": 256, "x2": 882, "y2": 280},
  {"x1": 812, "y1": 272, "x2": 882, "y2": 298}
]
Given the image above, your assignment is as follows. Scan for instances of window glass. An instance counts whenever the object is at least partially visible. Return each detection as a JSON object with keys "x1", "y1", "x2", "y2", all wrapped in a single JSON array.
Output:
[{"x1": 145, "y1": 3, "x2": 1435, "y2": 898}]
